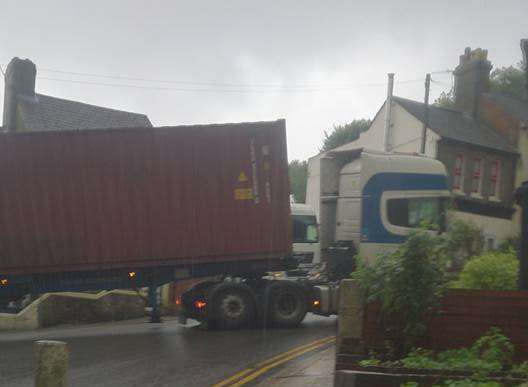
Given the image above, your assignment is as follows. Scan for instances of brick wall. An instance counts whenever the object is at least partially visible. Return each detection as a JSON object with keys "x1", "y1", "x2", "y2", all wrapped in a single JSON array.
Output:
[
  {"x1": 479, "y1": 96, "x2": 520, "y2": 146},
  {"x1": 362, "y1": 289, "x2": 528, "y2": 360}
]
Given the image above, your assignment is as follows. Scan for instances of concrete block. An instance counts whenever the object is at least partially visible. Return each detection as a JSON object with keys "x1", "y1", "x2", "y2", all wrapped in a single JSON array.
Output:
[
  {"x1": 34, "y1": 340, "x2": 69, "y2": 387},
  {"x1": 337, "y1": 279, "x2": 365, "y2": 355},
  {"x1": 0, "y1": 298, "x2": 40, "y2": 331}
]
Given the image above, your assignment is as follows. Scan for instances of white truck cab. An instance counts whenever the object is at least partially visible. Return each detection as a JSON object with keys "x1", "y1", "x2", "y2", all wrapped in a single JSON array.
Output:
[
  {"x1": 307, "y1": 148, "x2": 450, "y2": 264},
  {"x1": 291, "y1": 203, "x2": 321, "y2": 267}
]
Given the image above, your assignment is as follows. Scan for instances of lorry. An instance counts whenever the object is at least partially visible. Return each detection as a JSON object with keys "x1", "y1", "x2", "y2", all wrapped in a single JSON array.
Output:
[
  {"x1": 0, "y1": 120, "x2": 449, "y2": 329},
  {"x1": 180, "y1": 147, "x2": 450, "y2": 325},
  {"x1": 290, "y1": 203, "x2": 321, "y2": 268}
]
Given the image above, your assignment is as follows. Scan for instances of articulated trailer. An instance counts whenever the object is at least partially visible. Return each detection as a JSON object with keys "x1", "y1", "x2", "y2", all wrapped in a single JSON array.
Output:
[{"x1": 0, "y1": 120, "x2": 302, "y2": 323}]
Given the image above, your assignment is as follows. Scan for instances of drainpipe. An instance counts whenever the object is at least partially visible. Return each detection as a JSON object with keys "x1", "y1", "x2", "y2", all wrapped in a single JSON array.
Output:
[{"x1": 383, "y1": 73, "x2": 395, "y2": 152}]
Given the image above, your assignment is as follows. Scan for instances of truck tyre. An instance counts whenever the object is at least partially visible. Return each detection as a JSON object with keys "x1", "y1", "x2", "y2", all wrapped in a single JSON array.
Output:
[
  {"x1": 211, "y1": 287, "x2": 255, "y2": 330},
  {"x1": 267, "y1": 283, "x2": 308, "y2": 328}
]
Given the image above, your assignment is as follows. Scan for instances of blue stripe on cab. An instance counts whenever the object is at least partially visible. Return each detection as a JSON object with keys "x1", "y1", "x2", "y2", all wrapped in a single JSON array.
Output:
[{"x1": 361, "y1": 173, "x2": 448, "y2": 244}]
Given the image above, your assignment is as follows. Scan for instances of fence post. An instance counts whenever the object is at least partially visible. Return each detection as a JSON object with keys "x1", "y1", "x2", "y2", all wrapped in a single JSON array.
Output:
[
  {"x1": 337, "y1": 279, "x2": 365, "y2": 356},
  {"x1": 515, "y1": 181, "x2": 528, "y2": 290},
  {"x1": 34, "y1": 340, "x2": 69, "y2": 387}
]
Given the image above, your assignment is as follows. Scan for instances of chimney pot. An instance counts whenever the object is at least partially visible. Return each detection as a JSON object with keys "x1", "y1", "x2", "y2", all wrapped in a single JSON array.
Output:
[
  {"x1": 453, "y1": 47, "x2": 492, "y2": 116},
  {"x1": 5, "y1": 57, "x2": 37, "y2": 97}
]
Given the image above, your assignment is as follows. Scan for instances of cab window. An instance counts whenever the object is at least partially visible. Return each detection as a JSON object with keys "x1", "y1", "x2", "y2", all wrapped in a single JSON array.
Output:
[
  {"x1": 292, "y1": 215, "x2": 319, "y2": 243},
  {"x1": 387, "y1": 197, "x2": 446, "y2": 231}
]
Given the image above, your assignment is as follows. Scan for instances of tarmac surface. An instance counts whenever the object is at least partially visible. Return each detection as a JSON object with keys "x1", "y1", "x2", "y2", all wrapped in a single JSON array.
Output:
[{"x1": 0, "y1": 313, "x2": 336, "y2": 387}]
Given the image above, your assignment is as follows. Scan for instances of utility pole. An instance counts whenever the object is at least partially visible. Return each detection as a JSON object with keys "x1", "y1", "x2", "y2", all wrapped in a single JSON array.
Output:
[
  {"x1": 420, "y1": 73, "x2": 431, "y2": 154},
  {"x1": 521, "y1": 39, "x2": 528, "y2": 100},
  {"x1": 383, "y1": 73, "x2": 394, "y2": 152}
]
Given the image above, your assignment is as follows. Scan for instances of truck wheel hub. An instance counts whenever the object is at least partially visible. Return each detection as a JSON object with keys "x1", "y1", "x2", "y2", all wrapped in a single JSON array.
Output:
[
  {"x1": 277, "y1": 294, "x2": 297, "y2": 317},
  {"x1": 221, "y1": 294, "x2": 245, "y2": 319}
]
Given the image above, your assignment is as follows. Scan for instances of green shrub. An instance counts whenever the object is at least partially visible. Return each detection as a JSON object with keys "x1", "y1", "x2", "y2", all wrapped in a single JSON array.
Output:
[
  {"x1": 511, "y1": 361, "x2": 528, "y2": 378},
  {"x1": 399, "y1": 328, "x2": 513, "y2": 373},
  {"x1": 363, "y1": 329, "x2": 520, "y2": 387},
  {"x1": 453, "y1": 252, "x2": 519, "y2": 291},
  {"x1": 497, "y1": 237, "x2": 520, "y2": 256},
  {"x1": 352, "y1": 230, "x2": 448, "y2": 346},
  {"x1": 445, "y1": 219, "x2": 484, "y2": 269}
]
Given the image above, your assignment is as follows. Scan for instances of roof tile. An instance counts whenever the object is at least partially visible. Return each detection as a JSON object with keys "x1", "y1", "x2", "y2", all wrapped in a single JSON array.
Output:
[
  {"x1": 392, "y1": 96, "x2": 517, "y2": 154},
  {"x1": 17, "y1": 93, "x2": 152, "y2": 131}
]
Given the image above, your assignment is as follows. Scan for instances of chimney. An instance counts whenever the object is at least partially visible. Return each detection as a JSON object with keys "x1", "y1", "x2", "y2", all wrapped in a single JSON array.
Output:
[
  {"x1": 453, "y1": 47, "x2": 492, "y2": 117},
  {"x1": 2, "y1": 57, "x2": 37, "y2": 131},
  {"x1": 521, "y1": 39, "x2": 528, "y2": 101}
]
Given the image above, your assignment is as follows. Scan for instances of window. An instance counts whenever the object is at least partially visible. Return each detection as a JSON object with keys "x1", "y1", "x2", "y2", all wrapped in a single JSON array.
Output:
[
  {"x1": 489, "y1": 160, "x2": 501, "y2": 198},
  {"x1": 485, "y1": 237, "x2": 495, "y2": 251},
  {"x1": 292, "y1": 215, "x2": 319, "y2": 243},
  {"x1": 453, "y1": 154, "x2": 464, "y2": 191},
  {"x1": 471, "y1": 157, "x2": 482, "y2": 194},
  {"x1": 387, "y1": 197, "x2": 447, "y2": 231}
]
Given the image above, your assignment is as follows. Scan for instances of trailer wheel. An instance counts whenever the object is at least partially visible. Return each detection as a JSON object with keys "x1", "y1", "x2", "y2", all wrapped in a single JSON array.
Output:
[
  {"x1": 212, "y1": 288, "x2": 255, "y2": 330},
  {"x1": 267, "y1": 283, "x2": 307, "y2": 328}
]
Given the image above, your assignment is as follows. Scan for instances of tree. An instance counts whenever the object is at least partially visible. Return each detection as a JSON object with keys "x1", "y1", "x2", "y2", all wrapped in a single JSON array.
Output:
[
  {"x1": 289, "y1": 159, "x2": 308, "y2": 203},
  {"x1": 434, "y1": 89, "x2": 455, "y2": 109},
  {"x1": 489, "y1": 65, "x2": 525, "y2": 99},
  {"x1": 434, "y1": 64, "x2": 525, "y2": 108},
  {"x1": 320, "y1": 119, "x2": 371, "y2": 152}
]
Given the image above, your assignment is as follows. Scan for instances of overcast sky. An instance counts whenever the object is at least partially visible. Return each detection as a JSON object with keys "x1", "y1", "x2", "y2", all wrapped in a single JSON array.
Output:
[{"x1": 1, "y1": 1, "x2": 527, "y2": 160}]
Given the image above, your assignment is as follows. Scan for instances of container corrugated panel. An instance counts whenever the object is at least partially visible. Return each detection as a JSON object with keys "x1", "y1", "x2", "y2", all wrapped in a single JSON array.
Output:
[{"x1": 0, "y1": 120, "x2": 292, "y2": 275}]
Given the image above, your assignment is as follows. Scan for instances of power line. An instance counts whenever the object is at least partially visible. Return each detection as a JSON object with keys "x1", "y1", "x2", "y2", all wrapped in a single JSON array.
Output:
[
  {"x1": 35, "y1": 66, "x2": 426, "y2": 89},
  {"x1": 430, "y1": 69, "x2": 453, "y2": 74},
  {"x1": 37, "y1": 75, "x2": 425, "y2": 93},
  {"x1": 430, "y1": 78, "x2": 452, "y2": 87}
]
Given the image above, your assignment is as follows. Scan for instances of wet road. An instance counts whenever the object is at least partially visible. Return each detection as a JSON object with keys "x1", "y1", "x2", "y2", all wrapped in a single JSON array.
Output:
[{"x1": 0, "y1": 314, "x2": 336, "y2": 387}]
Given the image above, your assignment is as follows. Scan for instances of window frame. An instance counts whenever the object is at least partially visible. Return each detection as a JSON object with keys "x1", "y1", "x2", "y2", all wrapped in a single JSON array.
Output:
[
  {"x1": 489, "y1": 159, "x2": 501, "y2": 200},
  {"x1": 452, "y1": 153, "x2": 465, "y2": 192},
  {"x1": 471, "y1": 156, "x2": 483, "y2": 196}
]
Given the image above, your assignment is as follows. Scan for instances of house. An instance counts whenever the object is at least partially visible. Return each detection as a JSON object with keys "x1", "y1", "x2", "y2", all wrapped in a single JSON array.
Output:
[
  {"x1": 307, "y1": 44, "x2": 528, "y2": 248},
  {"x1": 2, "y1": 57, "x2": 152, "y2": 132}
]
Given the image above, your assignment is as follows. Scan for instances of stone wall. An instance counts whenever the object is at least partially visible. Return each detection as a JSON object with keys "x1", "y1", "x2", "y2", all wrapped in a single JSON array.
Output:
[{"x1": 0, "y1": 290, "x2": 146, "y2": 331}]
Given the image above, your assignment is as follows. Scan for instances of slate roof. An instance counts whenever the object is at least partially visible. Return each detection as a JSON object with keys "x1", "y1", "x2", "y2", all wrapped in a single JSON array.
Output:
[
  {"x1": 483, "y1": 92, "x2": 528, "y2": 124},
  {"x1": 17, "y1": 93, "x2": 152, "y2": 131},
  {"x1": 392, "y1": 96, "x2": 517, "y2": 154}
]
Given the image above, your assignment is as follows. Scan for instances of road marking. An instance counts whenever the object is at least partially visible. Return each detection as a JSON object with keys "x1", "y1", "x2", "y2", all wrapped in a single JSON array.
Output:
[
  {"x1": 212, "y1": 369, "x2": 254, "y2": 387},
  {"x1": 211, "y1": 335, "x2": 335, "y2": 387},
  {"x1": 253, "y1": 335, "x2": 335, "y2": 369}
]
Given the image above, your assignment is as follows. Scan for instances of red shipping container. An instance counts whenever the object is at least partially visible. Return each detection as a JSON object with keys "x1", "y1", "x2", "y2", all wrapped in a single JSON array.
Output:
[{"x1": 0, "y1": 120, "x2": 291, "y2": 275}]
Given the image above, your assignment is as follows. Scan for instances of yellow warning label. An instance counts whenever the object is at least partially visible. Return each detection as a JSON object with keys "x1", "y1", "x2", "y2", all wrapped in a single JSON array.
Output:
[
  {"x1": 238, "y1": 171, "x2": 248, "y2": 183},
  {"x1": 234, "y1": 188, "x2": 253, "y2": 200}
]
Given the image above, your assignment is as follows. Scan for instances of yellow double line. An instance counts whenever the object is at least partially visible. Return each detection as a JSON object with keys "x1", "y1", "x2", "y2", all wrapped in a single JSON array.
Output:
[{"x1": 212, "y1": 335, "x2": 336, "y2": 387}]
